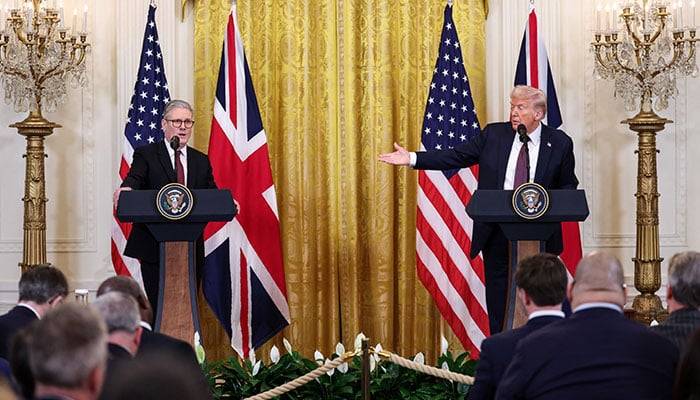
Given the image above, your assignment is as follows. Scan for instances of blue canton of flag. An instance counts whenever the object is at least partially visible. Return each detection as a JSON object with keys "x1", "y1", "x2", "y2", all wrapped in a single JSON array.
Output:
[
  {"x1": 420, "y1": 6, "x2": 481, "y2": 180},
  {"x1": 112, "y1": 3, "x2": 171, "y2": 281},
  {"x1": 124, "y1": 4, "x2": 171, "y2": 153}
]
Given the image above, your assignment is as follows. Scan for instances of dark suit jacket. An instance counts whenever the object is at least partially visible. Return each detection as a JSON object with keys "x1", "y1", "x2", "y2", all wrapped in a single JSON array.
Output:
[
  {"x1": 415, "y1": 122, "x2": 578, "y2": 258},
  {"x1": 469, "y1": 315, "x2": 563, "y2": 400},
  {"x1": 121, "y1": 141, "x2": 217, "y2": 262},
  {"x1": 650, "y1": 308, "x2": 700, "y2": 352},
  {"x1": 0, "y1": 305, "x2": 38, "y2": 359},
  {"x1": 495, "y1": 307, "x2": 679, "y2": 400},
  {"x1": 137, "y1": 329, "x2": 213, "y2": 400}
]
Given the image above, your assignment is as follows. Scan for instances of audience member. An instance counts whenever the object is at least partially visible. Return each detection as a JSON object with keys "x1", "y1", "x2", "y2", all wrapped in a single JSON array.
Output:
[
  {"x1": 495, "y1": 250, "x2": 679, "y2": 400},
  {"x1": 99, "y1": 352, "x2": 210, "y2": 400},
  {"x1": 96, "y1": 276, "x2": 213, "y2": 399},
  {"x1": 469, "y1": 253, "x2": 567, "y2": 400},
  {"x1": 0, "y1": 265, "x2": 68, "y2": 359},
  {"x1": 651, "y1": 251, "x2": 700, "y2": 351},
  {"x1": 673, "y1": 326, "x2": 700, "y2": 400},
  {"x1": 92, "y1": 291, "x2": 143, "y2": 360},
  {"x1": 28, "y1": 302, "x2": 108, "y2": 400}
]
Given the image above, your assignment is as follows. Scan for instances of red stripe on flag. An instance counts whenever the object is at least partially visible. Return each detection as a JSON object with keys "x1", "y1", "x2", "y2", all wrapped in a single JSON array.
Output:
[
  {"x1": 528, "y1": 11, "x2": 539, "y2": 88},
  {"x1": 227, "y1": 14, "x2": 237, "y2": 128}
]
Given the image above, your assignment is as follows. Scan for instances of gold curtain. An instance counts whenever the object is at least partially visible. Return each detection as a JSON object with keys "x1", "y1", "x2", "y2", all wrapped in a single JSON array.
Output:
[{"x1": 192, "y1": 0, "x2": 487, "y2": 364}]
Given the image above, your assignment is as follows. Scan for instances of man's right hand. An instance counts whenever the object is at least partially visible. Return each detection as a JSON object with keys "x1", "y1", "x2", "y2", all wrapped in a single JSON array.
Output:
[
  {"x1": 113, "y1": 187, "x2": 133, "y2": 208},
  {"x1": 378, "y1": 142, "x2": 410, "y2": 166}
]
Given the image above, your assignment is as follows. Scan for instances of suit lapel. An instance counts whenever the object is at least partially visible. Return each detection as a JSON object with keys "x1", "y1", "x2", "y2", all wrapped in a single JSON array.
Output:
[
  {"x1": 497, "y1": 127, "x2": 515, "y2": 188},
  {"x1": 157, "y1": 142, "x2": 177, "y2": 183},
  {"x1": 535, "y1": 126, "x2": 553, "y2": 183}
]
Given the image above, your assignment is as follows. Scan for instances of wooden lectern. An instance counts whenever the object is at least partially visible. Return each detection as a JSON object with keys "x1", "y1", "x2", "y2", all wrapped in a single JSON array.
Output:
[
  {"x1": 466, "y1": 189, "x2": 588, "y2": 331},
  {"x1": 116, "y1": 188, "x2": 236, "y2": 346}
]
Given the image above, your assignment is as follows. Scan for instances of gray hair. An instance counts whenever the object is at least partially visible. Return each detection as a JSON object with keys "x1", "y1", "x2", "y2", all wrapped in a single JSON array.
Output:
[
  {"x1": 92, "y1": 291, "x2": 141, "y2": 334},
  {"x1": 28, "y1": 303, "x2": 107, "y2": 389},
  {"x1": 668, "y1": 251, "x2": 700, "y2": 308},
  {"x1": 162, "y1": 99, "x2": 193, "y2": 120}
]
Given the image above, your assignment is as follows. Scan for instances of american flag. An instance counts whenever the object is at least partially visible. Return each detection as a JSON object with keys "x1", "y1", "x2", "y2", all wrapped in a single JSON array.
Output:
[
  {"x1": 514, "y1": 7, "x2": 581, "y2": 277},
  {"x1": 111, "y1": 4, "x2": 170, "y2": 284},
  {"x1": 203, "y1": 5, "x2": 290, "y2": 358},
  {"x1": 416, "y1": 4, "x2": 489, "y2": 356}
]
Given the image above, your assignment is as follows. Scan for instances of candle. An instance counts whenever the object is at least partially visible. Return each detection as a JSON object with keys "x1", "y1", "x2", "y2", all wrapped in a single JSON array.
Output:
[
  {"x1": 59, "y1": 1, "x2": 64, "y2": 29},
  {"x1": 692, "y1": 0, "x2": 696, "y2": 27},
  {"x1": 605, "y1": 3, "x2": 611, "y2": 30},
  {"x1": 612, "y1": 3, "x2": 618, "y2": 30},
  {"x1": 81, "y1": 4, "x2": 86, "y2": 32},
  {"x1": 597, "y1": 4, "x2": 602, "y2": 31},
  {"x1": 71, "y1": 7, "x2": 76, "y2": 34},
  {"x1": 680, "y1": 0, "x2": 684, "y2": 27}
]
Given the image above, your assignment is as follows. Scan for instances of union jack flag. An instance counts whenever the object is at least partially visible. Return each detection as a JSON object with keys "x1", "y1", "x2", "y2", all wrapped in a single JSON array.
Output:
[
  {"x1": 416, "y1": 4, "x2": 489, "y2": 356},
  {"x1": 111, "y1": 4, "x2": 170, "y2": 285},
  {"x1": 514, "y1": 7, "x2": 582, "y2": 277},
  {"x1": 203, "y1": 5, "x2": 290, "y2": 358}
]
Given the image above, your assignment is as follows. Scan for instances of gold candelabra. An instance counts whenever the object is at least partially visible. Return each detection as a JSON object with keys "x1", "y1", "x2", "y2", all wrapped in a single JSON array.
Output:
[
  {"x1": 0, "y1": 0, "x2": 90, "y2": 271},
  {"x1": 592, "y1": 0, "x2": 698, "y2": 323}
]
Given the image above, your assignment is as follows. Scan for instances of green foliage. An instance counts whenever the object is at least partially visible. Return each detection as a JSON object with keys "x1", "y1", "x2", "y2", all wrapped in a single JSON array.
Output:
[{"x1": 203, "y1": 347, "x2": 476, "y2": 400}]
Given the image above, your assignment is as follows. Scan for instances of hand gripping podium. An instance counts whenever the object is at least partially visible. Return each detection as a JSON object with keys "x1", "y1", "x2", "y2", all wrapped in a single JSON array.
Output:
[
  {"x1": 116, "y1": 187, "x2": 237, "y2": 345},
  {"x1": 466, "y1": 188, "x2": 588, "y2": 331}
]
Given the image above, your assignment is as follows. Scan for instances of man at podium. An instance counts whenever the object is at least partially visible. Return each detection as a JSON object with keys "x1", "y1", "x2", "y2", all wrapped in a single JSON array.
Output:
[
  {"x1": 378, "y1": 86, "x2": 578, "y2": 334},
  {"x1": 113, "y1": 99, "x2": 217, "y2": 313}
]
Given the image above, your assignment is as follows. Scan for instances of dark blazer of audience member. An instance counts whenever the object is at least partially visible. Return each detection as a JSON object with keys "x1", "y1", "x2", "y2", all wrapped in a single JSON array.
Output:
[
  {"x1": 673, "y1": 326, "x2": 700, "y2": 400},
  {"x1": 0, "y1": 265, "x2": 67, "y2": 359},
  {"x1": 651, "y1": 251, "x2": 700, "y2": 351},
  {"x1": 495, "y1": 251, "x2": 679, "y2": 400},
  {"x1": 8, "y1": 324, "x2": 36, "y2": 400},
  {"x1": 469, "y1": 253, "x2": 567, "y2": 400},
  {"x1": 28, "y1": 303, "x2": 108, "y2": 400}
]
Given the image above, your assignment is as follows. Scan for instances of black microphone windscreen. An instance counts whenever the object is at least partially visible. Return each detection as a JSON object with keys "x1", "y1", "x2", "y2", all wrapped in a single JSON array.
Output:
[
  {"x1": 517, "y1": 124, "x2": 528, "y2": 143},
  {"x1": 170, "y1": 136, "x2": 180, "y2": 151}
]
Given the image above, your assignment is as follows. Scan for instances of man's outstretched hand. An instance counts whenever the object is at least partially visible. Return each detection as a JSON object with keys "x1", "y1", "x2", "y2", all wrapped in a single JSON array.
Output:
[{"x1": 378, "y1": 142, "x2": 410, "y2": 166}]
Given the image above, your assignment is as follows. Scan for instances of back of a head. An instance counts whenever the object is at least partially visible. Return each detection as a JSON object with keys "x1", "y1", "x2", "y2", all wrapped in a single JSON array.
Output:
[
  {"x1": 515, "y1": 253, "x2": 568, "y2": 306},
  {"x1": 28, "y1": 302, "x2": 107, "y2": 389},
  {"x1": 91, "y1": 292, "x2": 140, "y2": 335},
  {"x1": 572, "y1": 251, "x2": 626, "y2": 306},
  {"x1": 18, "y1": 265, "x2": 68, "y2": 304},
  {"x1": 97, "y1": 275, "x2": 153, "y2": 325},
  {"x1": 667, "y1": 251, "x2": 700, "y2": 309}
]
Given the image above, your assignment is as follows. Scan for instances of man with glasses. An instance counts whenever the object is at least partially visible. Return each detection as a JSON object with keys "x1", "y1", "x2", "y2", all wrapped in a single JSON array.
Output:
[
  {"x1": 0, "y1": 265, "x2": 68, "y2": 359},
  {"x1": 113, "y1": 99, "x2": 217, "y2": 314}
]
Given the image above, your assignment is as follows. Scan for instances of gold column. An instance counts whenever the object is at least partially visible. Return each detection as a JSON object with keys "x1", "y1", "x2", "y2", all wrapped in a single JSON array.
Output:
[
  {"x1": 12, "y1": 111, "x2": 60, "y2": 271},
  {"x1": 622, "y1": 108, "x2": 668, "y2": 324}
]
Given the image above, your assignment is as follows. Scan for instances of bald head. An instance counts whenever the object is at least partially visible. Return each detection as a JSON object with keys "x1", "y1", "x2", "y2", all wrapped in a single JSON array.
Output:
[
  {"x1": 97, "y1": 276, "x2": 153, "y2": 325},
  {"x1": 570, "y1": 251, "x2": 627, "y2": 309}
]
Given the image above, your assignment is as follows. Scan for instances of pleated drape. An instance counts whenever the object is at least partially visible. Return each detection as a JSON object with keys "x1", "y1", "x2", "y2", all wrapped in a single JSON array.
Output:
[{"x1": 192, "y1": 0, "x2": 487, "y2": 364}]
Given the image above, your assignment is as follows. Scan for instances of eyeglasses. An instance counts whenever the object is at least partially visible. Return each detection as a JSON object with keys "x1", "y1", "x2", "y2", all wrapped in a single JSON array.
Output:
[{"x1": 165, "y1": 119, "x2": 195, "y2": 129}]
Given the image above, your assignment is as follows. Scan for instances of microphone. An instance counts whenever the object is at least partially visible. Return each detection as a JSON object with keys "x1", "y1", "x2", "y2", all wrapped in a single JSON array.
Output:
[
  {"x1": 517, "y1": 124, "x2": 528, "y2": 143},
  {"x1": 169, "y1": 135, "x2": 180, "y2": 151}
]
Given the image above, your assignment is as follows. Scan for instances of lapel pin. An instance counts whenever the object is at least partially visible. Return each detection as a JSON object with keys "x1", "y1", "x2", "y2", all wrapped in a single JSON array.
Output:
[{"x1": 547, "y1": 142, "x2": 552, "y2": 147}]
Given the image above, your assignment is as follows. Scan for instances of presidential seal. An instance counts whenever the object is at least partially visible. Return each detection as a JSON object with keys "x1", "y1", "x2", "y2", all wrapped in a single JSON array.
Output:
[
  {"x1": 156, "y1": 183, "x2": 194, "y2": 220},
  {"x1": 512, "y1": 182, "x2": 549, "y2": 220}
]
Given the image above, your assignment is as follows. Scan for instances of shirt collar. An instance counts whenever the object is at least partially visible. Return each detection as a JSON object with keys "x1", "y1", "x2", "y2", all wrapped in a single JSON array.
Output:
[
  {"x1": 528, "y1": 309, "x2": 565, "y2": 320},
  {"x1": 573, "y1": 302, "x2": 623, "y2": 314}
]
